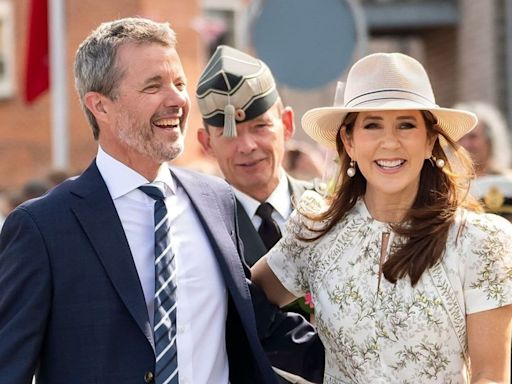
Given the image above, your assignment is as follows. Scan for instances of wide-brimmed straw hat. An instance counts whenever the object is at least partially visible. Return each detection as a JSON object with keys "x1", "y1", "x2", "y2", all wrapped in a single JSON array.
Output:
[{"x1": 302, "y1": 52, "x2": 478, "y2": 150}]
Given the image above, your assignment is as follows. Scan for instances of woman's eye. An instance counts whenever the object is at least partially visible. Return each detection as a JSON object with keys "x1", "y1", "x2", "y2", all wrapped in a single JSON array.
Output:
[
  {"x1": 363, "y1": 122, "x2": 380, "y2": 129},
  {"x1": 399, "y1": 122, "x2": 416, "y2": 129}
]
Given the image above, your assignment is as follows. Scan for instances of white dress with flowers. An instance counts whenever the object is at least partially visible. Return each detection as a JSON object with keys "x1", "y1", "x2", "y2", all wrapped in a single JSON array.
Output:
[{"x1": 266, "y1": 193, "x2": 512, "y2": 384}]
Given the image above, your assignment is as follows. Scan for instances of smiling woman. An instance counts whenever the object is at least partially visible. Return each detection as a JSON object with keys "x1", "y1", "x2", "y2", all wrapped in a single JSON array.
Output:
[
  {"x1": 340, "y1": 109, "x2": 437, "y2": 221},
  {"x1": 251, "y1": 52, "x2": 512, "y2": 383}
]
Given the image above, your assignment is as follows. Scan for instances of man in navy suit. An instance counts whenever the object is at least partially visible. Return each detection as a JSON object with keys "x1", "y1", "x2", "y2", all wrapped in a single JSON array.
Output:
[{"x1": 0, "y1": 18, "x2": 321, "y2": 384}]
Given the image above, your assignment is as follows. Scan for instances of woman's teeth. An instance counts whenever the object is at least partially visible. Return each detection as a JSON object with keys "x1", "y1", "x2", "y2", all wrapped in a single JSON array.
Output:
[{"x1": 376, "y1": 159, "x2": 405, "y2": 169}]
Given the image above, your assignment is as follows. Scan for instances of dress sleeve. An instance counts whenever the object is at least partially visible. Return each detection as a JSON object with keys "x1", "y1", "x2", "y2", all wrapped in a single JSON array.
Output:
[
  {"x1": 266, "y1": 191, "x2": 326, "y2": 297},
  {"x1": 463, "y1": 213, "x2": 512, "y2": 314}
]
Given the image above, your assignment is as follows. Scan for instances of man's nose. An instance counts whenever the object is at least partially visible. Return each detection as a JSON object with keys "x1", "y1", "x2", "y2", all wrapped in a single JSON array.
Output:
[
  {"x1": 237, "y1": 132, "x2": 257, "y2": 154},
  {"x1": 163, "y1": 86, "x2": 188, "y2": 108}
]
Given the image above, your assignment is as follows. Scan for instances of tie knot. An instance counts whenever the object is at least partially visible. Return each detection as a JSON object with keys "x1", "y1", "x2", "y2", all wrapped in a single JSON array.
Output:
[
  {"x1": 139, "y1": 184, "x2": 165, "y2": 201},
  {"x1": 256, "y1": 202, "x2": 274, "y2": 220}
]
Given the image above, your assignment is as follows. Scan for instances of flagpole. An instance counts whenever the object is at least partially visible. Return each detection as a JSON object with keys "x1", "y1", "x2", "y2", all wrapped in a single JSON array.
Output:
[{"x1": 49, "y1": 0, "x2": 68, "y2": 169}]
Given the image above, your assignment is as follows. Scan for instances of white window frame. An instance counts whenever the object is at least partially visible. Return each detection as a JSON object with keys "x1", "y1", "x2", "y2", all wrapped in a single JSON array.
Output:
[
  {"x1": 0, "y1": 0, "x2": 14, "y2": 99},
  {"x1": 201, "y1": 0, "x2": 249, "y2": 50}
]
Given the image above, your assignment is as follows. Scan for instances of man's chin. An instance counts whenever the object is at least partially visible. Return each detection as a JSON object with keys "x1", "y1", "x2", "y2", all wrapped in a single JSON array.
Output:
[{"x1": 144, "y1": 141, "x2": 183, "y2": 163}]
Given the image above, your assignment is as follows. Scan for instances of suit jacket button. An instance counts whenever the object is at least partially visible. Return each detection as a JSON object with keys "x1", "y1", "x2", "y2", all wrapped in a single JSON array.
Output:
[{"x1": 144, "y1": 371, "x2": 154, "y2": 383}]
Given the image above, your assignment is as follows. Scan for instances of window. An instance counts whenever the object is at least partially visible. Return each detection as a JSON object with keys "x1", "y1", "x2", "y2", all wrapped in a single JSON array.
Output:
[
  {"x1": 0, "y1": 1, "x2": 14, "y2": 99},
  {"x1": 199, "y1": 0, "x2": 249, "y2": 56}
]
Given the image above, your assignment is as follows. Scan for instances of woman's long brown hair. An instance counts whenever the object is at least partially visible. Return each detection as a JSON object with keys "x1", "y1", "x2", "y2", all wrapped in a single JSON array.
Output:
[{"x1": 301, "y1": 111, "x2": 481, "y2": 286}]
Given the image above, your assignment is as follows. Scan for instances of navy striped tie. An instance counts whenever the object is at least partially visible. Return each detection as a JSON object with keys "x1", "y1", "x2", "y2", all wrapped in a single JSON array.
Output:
[{"x1": 139, "y1": 184, "x2": 179, "y2": 384}]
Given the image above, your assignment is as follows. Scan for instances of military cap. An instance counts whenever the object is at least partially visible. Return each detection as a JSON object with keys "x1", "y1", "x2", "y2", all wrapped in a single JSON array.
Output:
[
  {"x1": 196, "y1": 45, "x2": 278, "y2": 137},
  {"x1": 471, "y1": 174, "x2": 512, "y2": 217}
]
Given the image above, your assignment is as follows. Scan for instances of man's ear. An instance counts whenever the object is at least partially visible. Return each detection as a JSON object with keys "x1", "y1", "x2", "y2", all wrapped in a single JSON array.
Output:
[
  {"x1": 281, "y1": 106, "x2": 295, "y2": 140},
  {"x1": 83, "y1": 91, "x2": 110, "y2": 124},
  {"x1": 197, "y1": 127, "x2": 214, "y2": 156}
]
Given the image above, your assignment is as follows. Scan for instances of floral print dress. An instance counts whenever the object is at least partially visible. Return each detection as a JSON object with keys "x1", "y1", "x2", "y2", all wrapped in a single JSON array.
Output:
[{"x1": 267, "y1": 194, "x2": 512, "y2": 384}]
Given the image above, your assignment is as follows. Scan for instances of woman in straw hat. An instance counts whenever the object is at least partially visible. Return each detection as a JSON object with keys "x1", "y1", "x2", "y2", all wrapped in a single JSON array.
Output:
[{"x1": 252, "y1": 52, "x2": 512, "y2": 383}]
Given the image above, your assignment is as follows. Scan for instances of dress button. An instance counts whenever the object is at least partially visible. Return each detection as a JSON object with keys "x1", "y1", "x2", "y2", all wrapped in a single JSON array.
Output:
[{"x1": 144, "y1": 371, "x2": 154, "y2": 383}]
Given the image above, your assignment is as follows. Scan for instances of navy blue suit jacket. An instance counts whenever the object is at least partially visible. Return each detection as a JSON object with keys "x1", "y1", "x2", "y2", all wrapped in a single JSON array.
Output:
[{"x1": 0, "y1": 161, "x2": 293, "y2": 384}]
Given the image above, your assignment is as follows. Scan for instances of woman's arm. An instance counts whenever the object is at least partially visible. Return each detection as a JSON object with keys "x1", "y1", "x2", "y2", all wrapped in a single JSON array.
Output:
[
  {"x1": 467, "y1": 304, "x2": 512, "y2": 383},
  {"x1": 251, "y1": 255, "x2": 297, "y2": 307}
]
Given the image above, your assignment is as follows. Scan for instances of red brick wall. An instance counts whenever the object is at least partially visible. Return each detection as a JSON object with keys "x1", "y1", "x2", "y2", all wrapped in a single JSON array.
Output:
[{"x1": 0, "y1": 0, "x2": 205, "y2": 189}]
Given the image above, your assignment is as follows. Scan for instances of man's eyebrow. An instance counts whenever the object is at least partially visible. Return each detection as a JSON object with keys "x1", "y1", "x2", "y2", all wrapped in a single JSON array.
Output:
[{"x1": 142, "y1": 75, "x2": 163, "y2": 85}]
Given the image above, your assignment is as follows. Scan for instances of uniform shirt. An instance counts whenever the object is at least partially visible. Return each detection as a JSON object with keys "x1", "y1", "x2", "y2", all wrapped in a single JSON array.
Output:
[{"x1": 234, "y1": 170, "x2": 293, "y2": 232}]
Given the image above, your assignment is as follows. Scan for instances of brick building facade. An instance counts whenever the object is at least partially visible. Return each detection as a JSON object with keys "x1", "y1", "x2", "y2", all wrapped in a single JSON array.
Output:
[
  {"x1": 0, "y1": 0, "x2": 510, "y2": 189},
  {"x1": 0, "y1": 0, "x2": 206, "y2": 189}
]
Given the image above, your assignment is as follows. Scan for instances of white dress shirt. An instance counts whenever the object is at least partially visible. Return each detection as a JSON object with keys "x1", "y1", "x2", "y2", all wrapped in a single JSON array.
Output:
[
  {"x1": 234, "y1": 170, "x2": 293, "y2": 232},
  {"x1": 96, "y1": 147, "x2": 229, "y2": 384}
]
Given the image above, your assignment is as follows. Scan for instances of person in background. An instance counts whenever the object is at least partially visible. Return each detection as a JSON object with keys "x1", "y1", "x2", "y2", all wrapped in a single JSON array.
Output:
[
  {"x1": 252, "y1": 52, "x2": 512, "y2": 383},
  {"x1": 456, "y1": 102, "x2": 512, "y2": 223},
  {"x1": 197, "y1": 45, "x2": 313, "y2": 268},
  {"x1": 283, "y1": 139, "x2": 324, "y2": 181},
  {"x1": 0, "y1": 18, "x2": 321, "y2": 384},
  {"x1": 196, "y1": 45, "x2": 323, "y2": 383},
  {"x1": 455, "y1": 101, "x2": 512, "y2": 176}
]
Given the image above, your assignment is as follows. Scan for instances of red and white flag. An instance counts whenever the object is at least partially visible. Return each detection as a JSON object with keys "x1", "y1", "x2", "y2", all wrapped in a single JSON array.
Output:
[{"x1": 24, "y1": 0, "x2": 49, "y2": 103}]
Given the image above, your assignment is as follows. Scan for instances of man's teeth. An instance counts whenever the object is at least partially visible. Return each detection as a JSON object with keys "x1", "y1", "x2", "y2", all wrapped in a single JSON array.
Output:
[
  {"x1": 376, "y1": 159, "x2": 404, "y2": 168},
  {"x1": 154, "y1": 118, "x2": 179, "y2": 127}
]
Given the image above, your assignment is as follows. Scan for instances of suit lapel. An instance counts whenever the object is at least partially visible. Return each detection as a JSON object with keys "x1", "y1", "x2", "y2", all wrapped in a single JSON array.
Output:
[
  {"x1": 171, "y1": 168, "x2": 251, "y2": 304},
  {"x1": 236, "y1": 200, "x2": 267, "y2": 266},
  {"x1": 70, "y1": 162, "x2": 153, "y2": 348}
]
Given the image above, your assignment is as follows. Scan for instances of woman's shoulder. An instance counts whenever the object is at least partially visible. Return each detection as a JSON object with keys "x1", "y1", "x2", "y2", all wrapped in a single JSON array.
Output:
[
  {"x1": 454, "y1": 208, "x2": 512, "y2": 246},
  {"x1": 457, "y1": 208, "x2": 512, "y2": 232}
]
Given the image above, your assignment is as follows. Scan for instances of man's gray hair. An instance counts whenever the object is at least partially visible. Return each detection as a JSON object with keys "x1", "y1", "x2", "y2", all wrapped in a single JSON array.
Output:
[{"x1": 74, "y1": 17, "x2": 177, "y2": 140}]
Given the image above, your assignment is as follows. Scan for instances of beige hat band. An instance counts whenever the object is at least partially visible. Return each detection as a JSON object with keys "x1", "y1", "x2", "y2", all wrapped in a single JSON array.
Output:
[{"x1": 345, "y1": 89, "x2": 436, "y2": 108}]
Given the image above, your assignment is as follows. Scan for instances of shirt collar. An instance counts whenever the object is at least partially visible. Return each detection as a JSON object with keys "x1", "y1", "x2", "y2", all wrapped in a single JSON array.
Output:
[
  {"x1": 96, "y1": 146, "x2": 176, "y2": 199},
  {"x1": 233, "y1": 169, "x2": 292, "y2": 220}
]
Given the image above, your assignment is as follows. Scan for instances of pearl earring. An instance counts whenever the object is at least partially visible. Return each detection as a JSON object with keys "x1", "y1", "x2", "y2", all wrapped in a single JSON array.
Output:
[
  {"x1": 347, "y1": 160, "x2": 356, "y2": 177},
  {"x1": 431, "y1": 156, "x2": 445, "y2": 169}
]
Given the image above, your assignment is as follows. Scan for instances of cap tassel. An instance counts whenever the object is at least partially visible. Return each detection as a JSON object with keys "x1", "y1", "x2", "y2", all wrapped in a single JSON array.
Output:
[{"x1": 223, "y1": 104, "x2": 237, "y2": 137}]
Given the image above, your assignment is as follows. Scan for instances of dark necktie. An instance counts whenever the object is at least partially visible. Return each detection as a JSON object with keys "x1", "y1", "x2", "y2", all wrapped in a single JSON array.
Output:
[
  {"x1": 139, "y1": 184, "x2": 179, "y2": 384},
  {"x1": 256, "y1": 202, "x2": 282, "y2": 249}
]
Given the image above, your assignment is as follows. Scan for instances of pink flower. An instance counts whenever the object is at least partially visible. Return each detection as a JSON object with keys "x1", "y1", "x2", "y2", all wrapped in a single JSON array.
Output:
[{"x1": 304, "y1": 292, "x2": 315, "y2": 309}]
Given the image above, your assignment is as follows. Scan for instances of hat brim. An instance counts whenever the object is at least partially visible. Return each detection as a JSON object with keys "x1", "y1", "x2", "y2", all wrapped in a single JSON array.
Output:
[{"x1": 302, "y1": 100, "x2": 478, "y2": 150}]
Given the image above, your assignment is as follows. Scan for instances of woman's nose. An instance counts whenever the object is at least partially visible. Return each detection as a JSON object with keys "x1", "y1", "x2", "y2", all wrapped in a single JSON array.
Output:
[{"x1": 380, "y1": 128, "x2": 400, "y2": 148}]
